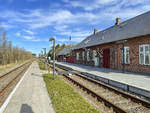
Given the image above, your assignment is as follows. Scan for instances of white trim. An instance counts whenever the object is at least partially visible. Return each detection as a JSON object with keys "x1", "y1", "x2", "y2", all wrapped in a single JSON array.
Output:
[
  {"x1": 122, "y1": 46, "x2": 130, "y2": 64},
  {"x1": 139, "y1": 44, "x2": 150, "y2": 65},
  {"x1": 0, "y1": 63, "x2": 32, "y2": 113},
  {"x1": 124, "y1": 47, "x2": 130, "y2": 64},
  {"x1": 82, "y1": 51, "x2": 85, "y2": 60},
  {"x1": 139, "y1": 45, "x2": 144, "y2": 65},
  {"x1": 87, "y1": 50, "x2": 90, "y2": 61},
  {"x1": 76, "y1": 52, "x2": 79, "y2": 60},
  {"x1": 92, "y1": 50, "x2": 96, "y2": 60}
]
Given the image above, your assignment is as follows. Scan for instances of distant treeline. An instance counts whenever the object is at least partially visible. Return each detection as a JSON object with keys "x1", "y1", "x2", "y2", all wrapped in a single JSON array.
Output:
[{"x1": 0, "y1": 31, "x2": 33, "y2": 65}]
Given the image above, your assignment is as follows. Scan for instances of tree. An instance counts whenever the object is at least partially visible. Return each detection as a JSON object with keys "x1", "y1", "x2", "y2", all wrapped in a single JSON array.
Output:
[{"x1": 0, "y1": 29, "x2": 33, "y2": 65}]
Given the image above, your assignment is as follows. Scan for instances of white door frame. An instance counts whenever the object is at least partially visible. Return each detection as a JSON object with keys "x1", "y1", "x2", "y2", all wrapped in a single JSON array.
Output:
[{"x1": 93, "y1": 50, "x2": 99, "y2": 66}]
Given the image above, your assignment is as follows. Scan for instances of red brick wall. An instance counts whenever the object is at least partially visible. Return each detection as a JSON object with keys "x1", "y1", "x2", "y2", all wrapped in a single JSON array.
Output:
[
  {"x1": 57, "y1": 55, "x2": 65, "y2": 62},
  {"x1": 66, "y1": 56, "x2": 75, "y2": 63},
  {"x1": 73, "y1": 35, "x2": 150, "y2": 74},
  {"x1": 123, "y1": 35, "x2": 150, "y2": 74}
]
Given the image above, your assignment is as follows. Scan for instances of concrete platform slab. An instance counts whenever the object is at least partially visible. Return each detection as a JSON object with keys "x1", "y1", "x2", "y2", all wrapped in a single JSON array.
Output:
[{"x1": 1, "y1": 62, "x2": 55, "y2": 113}]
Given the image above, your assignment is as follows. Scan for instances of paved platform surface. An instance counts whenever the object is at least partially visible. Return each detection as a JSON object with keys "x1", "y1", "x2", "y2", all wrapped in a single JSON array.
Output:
[
  {"x1": 56, "y1": 62, "x2": 150, "y2": 91},
  {"x1": 2, "y1": 62, "x2": 55, "y2": 113}
]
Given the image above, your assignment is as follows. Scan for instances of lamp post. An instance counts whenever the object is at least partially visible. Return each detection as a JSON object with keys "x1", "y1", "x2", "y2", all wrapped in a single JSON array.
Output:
[
  {"x1": 43, "y1": 48, "x2": 46, "y2": 56},
  {"x1": 49, "y1": 37, "x2": 55, "y2": 80},
  {"x1": 41, "y1": 50, "x2": 44, "y2": 61}
]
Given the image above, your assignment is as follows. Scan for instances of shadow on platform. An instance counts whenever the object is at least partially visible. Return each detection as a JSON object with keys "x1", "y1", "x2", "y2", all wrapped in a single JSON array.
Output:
[
  {"x1": 31, "y1": 73, "x2": 43, "y2": 77},
  {"x1": 20, "y1": 104, "x2": 34, "y2": 113}
]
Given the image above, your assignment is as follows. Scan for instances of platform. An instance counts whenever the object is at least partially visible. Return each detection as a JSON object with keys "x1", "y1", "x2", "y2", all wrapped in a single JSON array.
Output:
[
  {"x1": 1, "y1": 62, "x2": 55, "y2": 113},
  {"x1": 56, "y1": 62, "x2": 150, "y2": 98}
]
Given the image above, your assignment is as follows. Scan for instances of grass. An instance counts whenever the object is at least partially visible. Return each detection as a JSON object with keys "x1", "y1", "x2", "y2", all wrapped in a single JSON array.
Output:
[
  {"x1": 43, "y1": 74, "x2": 100, "y2": 113},
  {"x1": 38, "y1": 60, "x2": 47, "y2": 70}
]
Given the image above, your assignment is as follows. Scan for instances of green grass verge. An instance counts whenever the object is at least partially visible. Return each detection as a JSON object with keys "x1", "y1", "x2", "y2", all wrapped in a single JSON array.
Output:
[
  {"x1": 43, "y1": 74, "x2": 100, "y2": 113},
  {"x1": 38, "y1": 60, "x2": 47, "y2": 70}
]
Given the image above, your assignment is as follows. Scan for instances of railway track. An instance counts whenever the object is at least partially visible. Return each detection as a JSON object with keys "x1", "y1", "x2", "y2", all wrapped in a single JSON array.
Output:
[
  {"x1": 52, "y1": 64, "x2": 150, "y2": 113},
  {"x1": 0, "y1": 61, "x2": 32, "y2": 106}
]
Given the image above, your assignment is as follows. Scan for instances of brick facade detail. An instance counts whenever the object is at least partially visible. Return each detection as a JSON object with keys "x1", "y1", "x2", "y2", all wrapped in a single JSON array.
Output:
[{"x1": 73, "y1": 35, "x2": 150, "y2": 74}]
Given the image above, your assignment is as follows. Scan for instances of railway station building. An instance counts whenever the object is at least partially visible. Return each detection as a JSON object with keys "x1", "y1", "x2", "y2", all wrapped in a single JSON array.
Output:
[
  {"x1": 56, "y1": 47, "x2": 75, "y2": 63},
  {"x1": 72, "y1": 11, "x2": 150, "y2": 74}
]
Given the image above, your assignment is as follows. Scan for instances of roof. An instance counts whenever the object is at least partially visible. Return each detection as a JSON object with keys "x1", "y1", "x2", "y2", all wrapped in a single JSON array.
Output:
[
  {"x1": 57, "y1": 46, "x2": 76, "y2": 56},
  {"x1": 73, "y1": 11, "x2": 150, "y2": 50}
]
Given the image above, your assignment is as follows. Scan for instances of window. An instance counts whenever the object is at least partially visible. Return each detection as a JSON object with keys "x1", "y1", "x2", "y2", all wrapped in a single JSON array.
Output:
[
  {"x1": 122, "y1": 47, "x2": 130, "y2": 64},
  {"x1": 139, "y1": 45, "x2": 150, "y2": 65},
  {"x1": 124, "y1": 47, "x2": 130, "y2": 64},
  {"x1": 82, "y1": 51, "x2": 85, "y2": 60},
  {"x1": 76, "y1": 52, "x2": 79, "y2": 60},
  {"x1": 87, "y1": 50, "x2": 90, "y2": 61},
  {"x1": 93, "y1": 50, "x2": 96, "y2": 60}
]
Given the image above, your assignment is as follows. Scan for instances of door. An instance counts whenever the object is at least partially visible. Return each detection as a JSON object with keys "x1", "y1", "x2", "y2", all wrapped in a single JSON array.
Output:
[
  {"x1": 94, "y1": 57, "x2": 99, "y2": 66},
  {"x1": 93, "y1": 50, "x2": 99, "y2": 66},
  {"x1": 103, "y1": 48, "x2": 110, "y2": 68}
]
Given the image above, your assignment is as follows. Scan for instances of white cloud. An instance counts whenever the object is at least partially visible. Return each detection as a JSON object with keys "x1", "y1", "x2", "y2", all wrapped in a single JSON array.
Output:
[
  {"x1": 1, "y1": 22, "x2": 14, "y2": 29},
  {"x1": 55, "y1": 29, "x2": 92, "y2": 43},
  {"x1": 23, "y1": 36, "x2": 34, "y2": 40},
  {"x1": 31, "y1": 39, "x2": 42, "y2": 42},
  {"x1": 22, "y1": 35, "x2": 48, "y2": 42},
  {"x1": 23, "y1": 29, "x2": 34, "y2": 35},
  {"x1": 16, "y1": 32, "x2": 21, "y2": 37},
  {"x1": 2, "y1": 0, "x2": 150, "y2": 30},
  {"x1": 58, "y1": 30, "x2": 92, "y2": 38},
  {"x1": 56, "y1": 36, "x2": 86, "y2": 43},
  {"x1": 54, "y1": 25, "x2": 68, "y2": 31},
  {"x1": 1, "y1": 9, "x2": 97, "y2": 29},
  {"x1": 4, "y1": 4, "x2": 150, "y2": 30},
  {"x1": 63, "y1": 0, "x2": 149, "y2": 11},
  {"x1": 27, "y1": 10, "x2": 74, "y2": 29},
  {"x1": 63, "y1": 0, "x2": 117, "y2": 11},
  {"x1": 1, "y1": 0, "x2": 150, "y2": 43}
]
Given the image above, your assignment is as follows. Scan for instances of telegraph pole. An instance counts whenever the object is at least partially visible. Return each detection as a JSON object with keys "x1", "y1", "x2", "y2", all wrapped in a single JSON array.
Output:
[{"x1": 41, "y1": 50, "x2": 43, "y2": 61}]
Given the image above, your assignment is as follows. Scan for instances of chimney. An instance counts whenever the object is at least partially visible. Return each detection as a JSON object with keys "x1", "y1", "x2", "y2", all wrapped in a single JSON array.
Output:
[
  {"x1": 94, "y1": 28, "x2": 98, "y2": 35},
  {"x1": 115, "y1": 18, "x2": 121, "y2": 25}
]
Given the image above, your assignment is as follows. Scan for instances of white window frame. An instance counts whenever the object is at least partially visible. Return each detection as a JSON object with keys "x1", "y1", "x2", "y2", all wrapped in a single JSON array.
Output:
[
  {"x1": 76, "y1": 52, "x2": 79, "y2": 61},
  {"x1": 139, "y1": 44, "x2": 150, "y2": 65},
  {"x1": 87, "y1": 50, "x2": 90, "y2": 61},
  {"x1": 124, "y1": 47, "x2": 130, "y2": 64},
  {"x1": 93, "y1": 50, "x2": 96, "y2": 60},
  {"x1": 82, "y1": 51, "x2": 85, "y2": 60}
]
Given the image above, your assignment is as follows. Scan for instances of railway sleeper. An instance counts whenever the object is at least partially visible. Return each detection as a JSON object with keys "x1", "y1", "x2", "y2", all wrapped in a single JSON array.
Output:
[
  {"x1": 69, "y1": 73, "x2": 150, "y2": 113},
  {"x1": 56, "y1": 66, "x2": 150, "y2": 113},
  {"x1": 67, "y1": 76, "x2": 126, "y2": 112}
]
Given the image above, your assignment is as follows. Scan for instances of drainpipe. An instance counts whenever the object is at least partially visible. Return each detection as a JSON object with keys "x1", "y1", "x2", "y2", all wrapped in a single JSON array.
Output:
[
  {"x1": 117, "y1": 40, "x2": 127, "y2": 73},
  {"x1": 84, "y1": 47, "x2": 87, "y2": 65},
  {"x1": 122, "y1": 43, "x2": 125, "y2": 73}
]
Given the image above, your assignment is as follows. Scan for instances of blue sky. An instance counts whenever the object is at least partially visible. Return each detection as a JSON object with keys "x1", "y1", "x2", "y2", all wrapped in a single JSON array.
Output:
[{"x1": 0, "y1": 0, "x2": 150, "y2": 55}]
